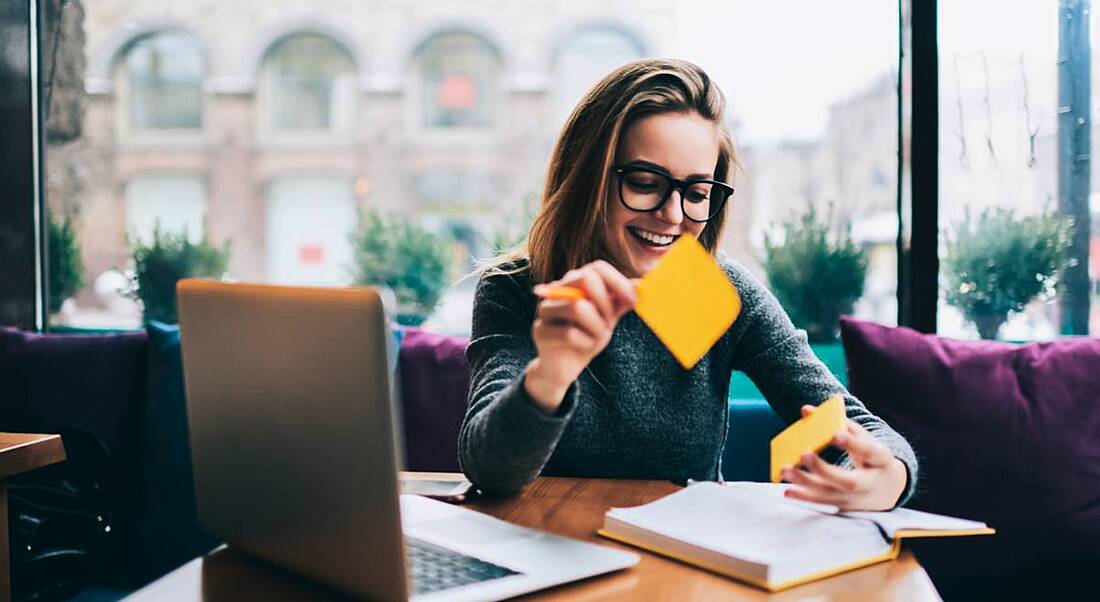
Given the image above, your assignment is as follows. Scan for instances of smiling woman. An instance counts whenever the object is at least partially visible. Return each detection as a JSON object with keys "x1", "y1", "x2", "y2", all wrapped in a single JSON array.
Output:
[{"x1": 460, "y1": 59, "x2": 917, "y2": 514}]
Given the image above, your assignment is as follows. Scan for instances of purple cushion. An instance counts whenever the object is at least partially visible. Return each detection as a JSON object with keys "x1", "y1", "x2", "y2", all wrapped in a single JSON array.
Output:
[
  {"x1": 398, "y1": 327, "x2": 470, "y2": 472},
  {"x1": 840, "y1": 317, "x2": 1100, "y2": 599},
  {"x1": 0, "y1": 328, "x2": 147, "y2": 463}
]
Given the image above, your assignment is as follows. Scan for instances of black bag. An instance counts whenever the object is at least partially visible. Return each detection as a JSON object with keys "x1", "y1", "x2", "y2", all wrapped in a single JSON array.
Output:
[{"x1": 8, "y1": 430, "x2": 115, "y2": 602}]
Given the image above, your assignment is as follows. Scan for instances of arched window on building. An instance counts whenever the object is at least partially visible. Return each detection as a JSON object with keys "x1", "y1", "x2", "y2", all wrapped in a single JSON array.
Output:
[
  {"x1": 553, "y1": 26, "x2": 644, "y2": 124},
  {"x1": 414, "y1": 32, "x2": 502, "y2": 129},
  {"x1": 259, "y1": 33, "x2": 357, "y2": 132},
  {"x1": 117, "y1": 31, "x2": 204, "y2": 131}
]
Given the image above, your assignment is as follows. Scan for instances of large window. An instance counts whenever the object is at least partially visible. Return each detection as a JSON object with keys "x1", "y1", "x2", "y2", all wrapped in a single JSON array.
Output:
[
  {"x1": 116, "y1": 31, "x2": 204, "y2": 132},
  {"x1": 259, "y1": 33, "x2": 357, "y2": 133},
  {"x1": 676, "y1": 1, "x2": 902, "y2": 333},
  {"x1": 40, "y1": 0, "x2": 918, "y2": 341},
  {"x1": 938, "y1": 0, "x2": 1098, "y2": 339},
  {"x1": 414, "y1": 31, "x2": 501, "y2": 129}
]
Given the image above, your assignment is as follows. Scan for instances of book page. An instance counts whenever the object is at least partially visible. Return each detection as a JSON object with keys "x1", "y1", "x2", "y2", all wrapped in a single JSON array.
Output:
[
  {"x1": 607, "y1": 482, "x2": 891, "y2": 582},
  {"x1": 722, "y1": 481, "x2": 989, "y2": 538},
  {"x1": 721, "y1": 481, "x2": 840, "y2": 514},
  {"x1": 841, "y1": 507, "x2": 989, "y2": 538}
]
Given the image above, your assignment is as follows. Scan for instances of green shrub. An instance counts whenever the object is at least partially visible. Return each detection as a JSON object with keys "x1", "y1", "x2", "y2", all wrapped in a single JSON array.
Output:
[
  {"x1": 47, "y1": 215, "x2": 84, "y2": 315},
  {"x1": 349, "y1": 208, "x2": 452, "y2": 325},
  {"x1": 943, "y1": 207, "x2": 1072, "y2": 340},
  {"x1": 764, "y1": 206, "x2": 867, "y2": 342},
  {"x1": 129, "y1": 225, "x2": 229, "y2": 323}
]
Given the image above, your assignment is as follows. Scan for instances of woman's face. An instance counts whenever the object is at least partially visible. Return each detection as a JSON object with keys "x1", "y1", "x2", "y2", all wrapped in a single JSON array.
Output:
[{"x1": 604, "y1": 111, "x2": 720, "y2": 278}]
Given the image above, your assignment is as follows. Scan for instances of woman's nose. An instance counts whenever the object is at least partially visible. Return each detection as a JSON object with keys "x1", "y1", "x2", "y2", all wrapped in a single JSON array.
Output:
[{"x1": 657, "y1": 188, "x2": 685, "y2": 225}]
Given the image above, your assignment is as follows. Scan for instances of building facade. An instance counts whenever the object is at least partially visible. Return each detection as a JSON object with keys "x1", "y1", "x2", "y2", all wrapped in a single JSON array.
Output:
[{"x1": 56, "y1": 0, "x2": 678, "y2": 325}]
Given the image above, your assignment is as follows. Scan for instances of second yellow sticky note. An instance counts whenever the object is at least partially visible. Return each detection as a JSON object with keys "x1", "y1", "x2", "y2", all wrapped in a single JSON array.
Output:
[{"x1": 770, "y1": 395, "x2": 846, "y2": 483}]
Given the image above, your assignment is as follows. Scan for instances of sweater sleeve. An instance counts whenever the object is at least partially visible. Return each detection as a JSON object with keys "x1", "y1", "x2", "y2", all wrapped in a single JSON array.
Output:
[
  {"x1": 458, "y1": 266, "x2": 580, "y2": 496},
  {"x1": 724, "y1": 261, "x2": 919, "y2": 507}
]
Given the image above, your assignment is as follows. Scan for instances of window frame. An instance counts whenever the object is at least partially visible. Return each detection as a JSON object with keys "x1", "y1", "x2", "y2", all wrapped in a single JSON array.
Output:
[
  {"x1": 900, "y1": 0, "x2": 939, "y2": 333},
  {"x1": 0, "y1": 0, "x2": 45, "y2": 330}
]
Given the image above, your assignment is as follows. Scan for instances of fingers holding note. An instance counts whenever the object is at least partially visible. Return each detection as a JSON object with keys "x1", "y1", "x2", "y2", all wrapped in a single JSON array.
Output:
[
  {"x1": 526, "y1": 261, "x2": 638, "y2": 413},
  {"x1": 781, "y1": 404, "x2": 909, "y2": 511},
  {"x1": 534, "y1": 260, "x2": 637, "y2": 325}
]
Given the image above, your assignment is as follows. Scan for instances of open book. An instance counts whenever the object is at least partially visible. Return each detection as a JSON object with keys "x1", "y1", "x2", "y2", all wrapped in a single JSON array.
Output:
[{"x1": 598, "y1": 481, "x2": 994, "y2": 592}]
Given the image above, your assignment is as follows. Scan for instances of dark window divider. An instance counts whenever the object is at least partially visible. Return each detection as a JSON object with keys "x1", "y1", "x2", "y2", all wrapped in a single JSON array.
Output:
[
  {"x1": 899, "y1": 0, "x2": 939, "y2": 333},
  {"x1": 0, "y1": 0, "x2": 45, "y2": 330}
]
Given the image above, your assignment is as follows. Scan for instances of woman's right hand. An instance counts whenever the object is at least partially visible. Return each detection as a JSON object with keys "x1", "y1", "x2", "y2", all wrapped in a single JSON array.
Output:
[{"x1": 524, "y1": 260, "x2": 637, "y2": 413}]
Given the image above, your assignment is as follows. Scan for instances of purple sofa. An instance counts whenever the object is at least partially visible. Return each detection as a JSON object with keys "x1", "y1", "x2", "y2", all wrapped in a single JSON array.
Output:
[
  {"x1": 396, "y1": 327, "x2": 470, "y2": 472},
  {"x1": 5, "y1": 320, "x2": 1098, "y2": 601},
  {"x1": 840, "y1": 317, "x2": 1100, "y2": 601}
]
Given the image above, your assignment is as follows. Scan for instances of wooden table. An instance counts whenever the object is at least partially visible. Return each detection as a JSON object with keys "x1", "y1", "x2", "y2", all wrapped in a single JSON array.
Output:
[
  {"x1": 0, "y1": 433, "x2": 67, "y2": 602},
  {"x1": 128, "y1": 475, "x2": 941, "y2": 601}
]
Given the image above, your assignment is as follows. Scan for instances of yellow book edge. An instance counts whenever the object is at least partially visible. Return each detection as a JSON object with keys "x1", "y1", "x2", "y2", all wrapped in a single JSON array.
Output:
[
  {"x1": 597, "y1": 526, "x2": 996, "y2": 592},
  {"x1": 893, "y1": 527, "x2": 996, "y2": 539}
]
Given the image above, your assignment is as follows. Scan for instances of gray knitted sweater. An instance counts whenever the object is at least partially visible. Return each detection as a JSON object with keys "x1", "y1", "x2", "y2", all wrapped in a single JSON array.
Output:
[{"x1": 458, "y1": 258, "x2": 918, "y2": 504}]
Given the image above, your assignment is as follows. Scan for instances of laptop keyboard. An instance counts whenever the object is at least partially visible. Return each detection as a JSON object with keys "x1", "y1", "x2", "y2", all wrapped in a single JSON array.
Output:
[{"x1": 406, "y1": 537, "x2": 520, "y2": 595}]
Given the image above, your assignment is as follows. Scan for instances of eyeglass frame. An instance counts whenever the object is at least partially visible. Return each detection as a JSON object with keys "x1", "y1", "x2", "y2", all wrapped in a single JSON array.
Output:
[{"x1": 609, "y1": 165, "x2": 734, "y2": 223}]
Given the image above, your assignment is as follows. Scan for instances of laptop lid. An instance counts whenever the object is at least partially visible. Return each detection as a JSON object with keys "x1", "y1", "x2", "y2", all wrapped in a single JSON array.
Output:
[{"x1": 177, "y1": 279, "x2": 407, "y2": 600}]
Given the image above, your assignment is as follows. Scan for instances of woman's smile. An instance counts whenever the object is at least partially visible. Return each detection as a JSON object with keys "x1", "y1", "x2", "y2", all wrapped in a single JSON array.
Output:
[{"x1": 627, "y1": 225, "x2": 680, "y2": 250}]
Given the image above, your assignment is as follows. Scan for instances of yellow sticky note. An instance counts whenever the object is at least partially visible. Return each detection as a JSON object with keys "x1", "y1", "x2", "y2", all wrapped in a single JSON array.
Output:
[
  {"x1": 770, "y1": 395, "x2": 846, "y2": 483},
  {"x1": 634, "y1": 236, "x2": 741, "y2": 370}
]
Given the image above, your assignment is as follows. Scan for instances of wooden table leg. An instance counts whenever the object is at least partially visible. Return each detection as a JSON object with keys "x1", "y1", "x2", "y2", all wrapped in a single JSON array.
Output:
[{"x1": 0, "y1": 482, "x2": 9, "y2": 602}]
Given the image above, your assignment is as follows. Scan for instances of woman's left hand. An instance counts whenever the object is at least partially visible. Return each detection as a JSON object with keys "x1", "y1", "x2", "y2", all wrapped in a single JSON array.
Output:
[{"x1": 780, "y1": 405, "x2": 908, "y2": 511}]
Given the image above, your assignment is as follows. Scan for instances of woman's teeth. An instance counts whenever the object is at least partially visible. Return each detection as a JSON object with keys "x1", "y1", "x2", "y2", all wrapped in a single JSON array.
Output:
[{"x1": 629, "y1": 227, "x2": 677, "y2": 247}]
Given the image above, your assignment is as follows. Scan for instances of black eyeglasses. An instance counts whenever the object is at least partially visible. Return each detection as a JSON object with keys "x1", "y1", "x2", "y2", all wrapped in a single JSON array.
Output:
[{"x1": 611, "y1": 165, "x2": 734, "y2": 223}]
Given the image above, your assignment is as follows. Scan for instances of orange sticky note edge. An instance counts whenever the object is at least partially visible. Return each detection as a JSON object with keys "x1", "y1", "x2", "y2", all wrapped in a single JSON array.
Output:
[
  {"x1": 537, "y1": 286, "x2": 586, "y2": 301},
  {"x1": 770, "y1": 395, "x2": 846, "y2": 483},
  {"x1": 634, "y1": 236, "x2": 741, "y2": 370}
]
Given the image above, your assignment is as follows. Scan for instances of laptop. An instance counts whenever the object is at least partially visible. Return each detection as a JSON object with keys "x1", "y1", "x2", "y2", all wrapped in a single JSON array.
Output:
[{"x1": 176, "y1": 280, "x2": 638, "y2": 601}]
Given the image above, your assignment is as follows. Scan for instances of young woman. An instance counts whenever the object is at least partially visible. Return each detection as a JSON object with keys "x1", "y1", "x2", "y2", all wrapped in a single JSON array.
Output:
[{"x1": 459, "y1": 59, "x2": 916, "y2": 511}]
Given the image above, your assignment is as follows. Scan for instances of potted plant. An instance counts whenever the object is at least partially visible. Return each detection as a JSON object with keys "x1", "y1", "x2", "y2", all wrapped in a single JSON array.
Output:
[
  {"x1": 129, "y1": 224, "x2": 230, "y2": 323},
  {"x1": 764, "y1": 206, "x2": 867, "y2": 343},
  {"x1": 349, "y1": 208, "x2": 452, "y2": 326},
  {"x1": 943, "y1": 207, "x2": 1072, "y2": 340},
  {"x1": 47, "y1": 215, "x2": 84, "y2": 316}
]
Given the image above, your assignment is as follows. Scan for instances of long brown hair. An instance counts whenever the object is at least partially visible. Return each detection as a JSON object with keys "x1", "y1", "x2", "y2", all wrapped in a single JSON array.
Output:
[{"x1": 493, "y1": 58, "x2": 738, "y2": 284}]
